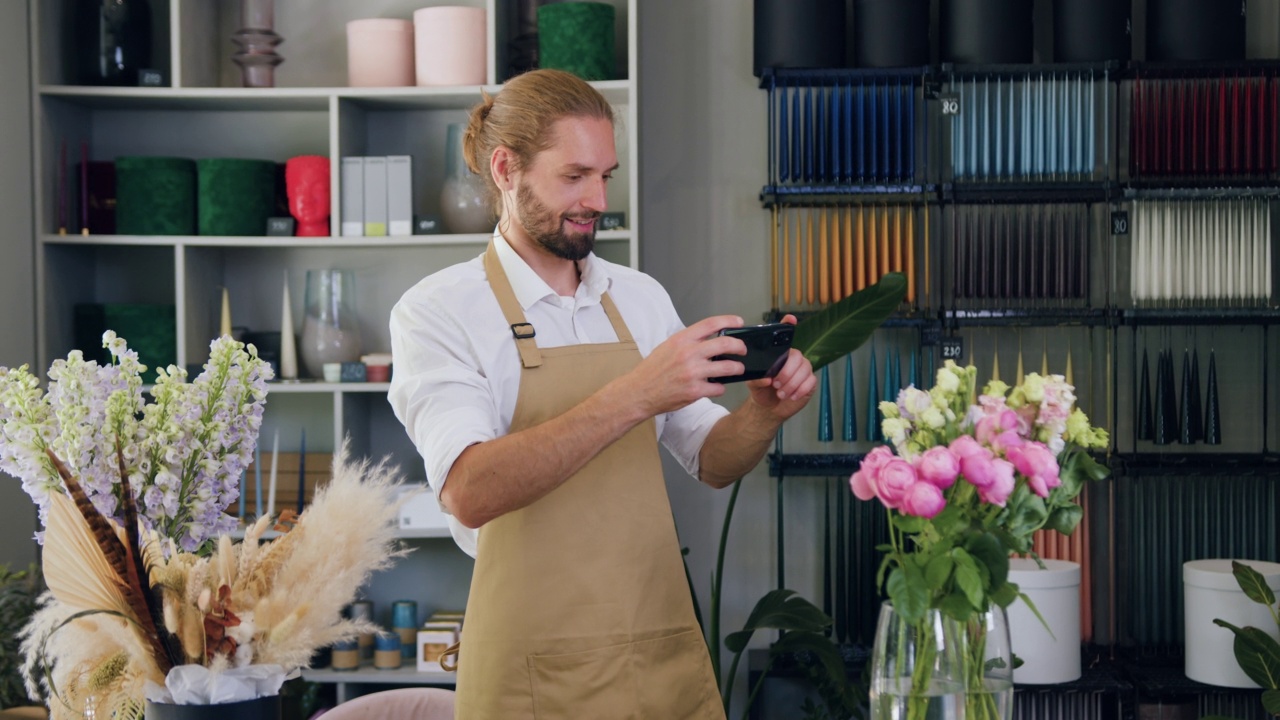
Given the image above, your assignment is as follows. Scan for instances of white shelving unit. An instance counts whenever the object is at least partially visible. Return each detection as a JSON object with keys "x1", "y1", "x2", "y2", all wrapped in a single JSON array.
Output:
[
  {"x1": 302, "y1": 665, "x2": 457, "y2": 703},
  {"x1": 29, "y1": 0, "x2": 637, "y2": 701}
]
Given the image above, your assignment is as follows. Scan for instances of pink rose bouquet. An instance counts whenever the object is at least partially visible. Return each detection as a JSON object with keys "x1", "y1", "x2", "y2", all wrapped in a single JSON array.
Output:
[{"x1": 852, "y1": 360, "x2": 1110, "y2": 625}]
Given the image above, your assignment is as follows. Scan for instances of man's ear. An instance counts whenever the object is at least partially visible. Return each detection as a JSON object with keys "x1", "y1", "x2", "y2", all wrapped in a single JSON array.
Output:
[{"x1": 490, "y1": 146, "x2": 516, "y2": 192}]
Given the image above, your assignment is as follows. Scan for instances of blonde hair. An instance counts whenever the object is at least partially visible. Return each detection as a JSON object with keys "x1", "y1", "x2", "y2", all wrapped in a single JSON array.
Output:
[{"x1": 463, "y1": 69, "x2": 615, "y2": 211}]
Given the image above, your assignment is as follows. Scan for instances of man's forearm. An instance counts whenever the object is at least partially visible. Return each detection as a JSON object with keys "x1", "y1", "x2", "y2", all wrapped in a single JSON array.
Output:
[
  {"x1": 697, "y1": 399, "x2": 784, "y2": 489},
  {"x1": 441, "y1": 377, "x2": 648, "y2": 528}
]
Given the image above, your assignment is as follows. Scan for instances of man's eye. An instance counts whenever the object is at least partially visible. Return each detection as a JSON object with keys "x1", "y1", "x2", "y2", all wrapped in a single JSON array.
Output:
[{"x1": 603, "y1": 174, "x2": 614, "y2": 182}]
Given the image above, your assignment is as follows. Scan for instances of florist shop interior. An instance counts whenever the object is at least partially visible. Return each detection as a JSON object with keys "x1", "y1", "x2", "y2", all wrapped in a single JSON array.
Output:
[{"x1": 0, "y1": 0, "x2": 1279, "y2": 719}]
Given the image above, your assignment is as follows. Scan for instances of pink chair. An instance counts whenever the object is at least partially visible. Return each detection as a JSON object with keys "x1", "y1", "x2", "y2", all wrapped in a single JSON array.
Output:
[{"x1": 312, "y1": 688, "x2": 455, "y2": 720}]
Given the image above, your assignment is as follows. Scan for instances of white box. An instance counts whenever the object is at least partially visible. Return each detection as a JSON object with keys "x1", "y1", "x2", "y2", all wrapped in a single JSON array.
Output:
[
  {"x1": 417, "y1": 624, "x2": 458, "y2": 672},
  {"x1": 340, "y1": 156, "x2": 364, "y2": 237},
  {"x1": 363, "y1": 156, "x2": 388, "y2": 237},
  {"x1": 398, "y1": 484, "x2": 450, "y2": 530},
  {"x1": 1185, "y1": 558, "x2": 1280, "y2": 687},
  {"x1": 386, "y1": 155, "x2": 413, "y2": 236}
]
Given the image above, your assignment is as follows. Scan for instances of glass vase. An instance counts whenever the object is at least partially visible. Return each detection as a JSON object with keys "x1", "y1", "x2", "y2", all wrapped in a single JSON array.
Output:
[
  {"x1": 299, "y1": 270, "x2": 362, "y2": 379},
  {"x1": 869, "y1": 602, "x2": 1013, "y2": 720},
  {"x1": 439, "y1": 123, "x2": 496, "y2": 234},
  {"x1": 73, "y1": 0, "x2": 152, "y2": 86}
]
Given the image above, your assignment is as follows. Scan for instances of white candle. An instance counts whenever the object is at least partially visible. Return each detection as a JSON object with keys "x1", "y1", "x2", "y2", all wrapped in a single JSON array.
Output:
[
  {"x1": 221, "y1": 287, "x2": 232, "y2": 338},
  {"x1": 280, "y1": 271, "x2": 298, "y2": 380},
  {"x1": 267, "y1": 430, "x2": 280, "y2": 518}
]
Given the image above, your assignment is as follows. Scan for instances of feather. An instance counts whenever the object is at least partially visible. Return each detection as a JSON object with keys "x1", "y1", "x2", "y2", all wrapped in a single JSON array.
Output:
[
  {"x1": 45, "y1": 449, "x2": 174, "y2": 674},
  {"x1": 43, "y1": 490, "x2": 133, "y2": 618}
]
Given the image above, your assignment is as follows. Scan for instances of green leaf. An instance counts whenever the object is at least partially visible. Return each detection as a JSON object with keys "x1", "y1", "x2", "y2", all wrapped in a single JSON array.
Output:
[
  {"x1": 1213, "y1": 619, "x2": 1280, "y2": 689},
  {"x1": 925, "y1": 554, "x2": 956, "y2": 590},
  {"x1": 990, "y1": 582, "x2": 1019, "y2": 608},
  {"x1": 893, "y1": 515, "x2": 928, "y2": 535},
  {"x1": 1006, "y1": 486, "x2": 1048, "y2": 537},
  {"x1": 1045, "y1": 505, "x2": 1084, "y2": 535},
  {"x1": 951, "y1": 548, "x2": 985, "y2": 611},
  {"x1": 887, "y1": 565, "x2": 928, "y2": 625},
  {"x1": 1262, "y1": 689, "x2": 1280, "y2": 714},
  {"x1": 725, "y1": 589, "x2": 833, "y2": 653},
  {"x1": 1231, "y1": 561, "x2": 1278, "y2": 608},
  {"x1": 769, "y1": 631, "x2": 847, "y2": 691},
  {"x1": 965, "y1": 532, "x2": 1010, "y2": 590},
  {"x1": 791, "y1": 273, "x2": 907, "y2": 371}
]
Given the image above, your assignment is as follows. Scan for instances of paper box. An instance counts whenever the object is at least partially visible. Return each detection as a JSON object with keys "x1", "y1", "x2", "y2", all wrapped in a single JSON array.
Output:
[
  {"x1": 417, "y1": 623, "x2": 458, "y2": 672},
  {"x1": 399, "y1": 485, "x2": 450, "y2": 530}
]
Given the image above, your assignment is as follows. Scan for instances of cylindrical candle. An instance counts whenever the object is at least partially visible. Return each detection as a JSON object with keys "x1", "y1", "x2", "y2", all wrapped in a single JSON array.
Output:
[
  {"x1": 374, "y1": 632, "x2": 402, "y2": 669},
  {"x1": 346, "y1": 19, "x2": 414, "y2": 87},
  {"x1": 330, "y1": 638, "x2": 359, "y2": 671},
  {"x1": 414, "y1": 7, "x2": 487, "y2": 86}
]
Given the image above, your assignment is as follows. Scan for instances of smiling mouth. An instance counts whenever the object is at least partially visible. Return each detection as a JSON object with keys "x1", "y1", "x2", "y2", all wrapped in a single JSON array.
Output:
[{"x1": 564, "y1": 216, "x2": 599, "y2": 230}]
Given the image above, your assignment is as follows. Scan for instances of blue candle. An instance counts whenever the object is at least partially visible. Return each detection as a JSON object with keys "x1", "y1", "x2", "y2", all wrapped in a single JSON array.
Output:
[
  {"x1": 254, "y1": 442, "x2": 262, "y2": 518},
  {"x1": 297, "y1": 428, "x2": 306, "y2": 514}
]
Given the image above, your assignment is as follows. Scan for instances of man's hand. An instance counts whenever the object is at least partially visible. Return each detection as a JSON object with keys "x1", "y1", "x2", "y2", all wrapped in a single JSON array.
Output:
[
  {"x1": 744, "y1": 314, "x2": 816, "y2": 420},
  {"x1": 625, "y1": 315, "x2": 748, "y2": 417}
]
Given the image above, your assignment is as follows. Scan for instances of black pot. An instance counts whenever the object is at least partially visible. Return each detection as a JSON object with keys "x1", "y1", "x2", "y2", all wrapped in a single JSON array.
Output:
[
  {"x1": 1147, "y1": 0, "x2": 1246, "y2": 62},
  {"x1": 940, "y1": 0, "x2": 1034, "y2": 65},
  {"x1": 1053, "y1": 0, "x2": 1131, "y2": 62},
  {"x1": 854, "y1": 0, "x2": 930, "y2": 68},
  {"x1": 753, "y1": 0, "x2": 846, "y2": 76},
  {"x1": 145, "y1": 694, "x2": 280, "y2": 720}
]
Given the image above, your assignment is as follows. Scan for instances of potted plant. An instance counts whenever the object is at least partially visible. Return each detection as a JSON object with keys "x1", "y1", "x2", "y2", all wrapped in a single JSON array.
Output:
[
  {"x1": 1205, "y1": 561, "x2": 1280, "y2": 719},
  {"x1": 0, "y1": 334, "x2": 411, "y2": 719}
]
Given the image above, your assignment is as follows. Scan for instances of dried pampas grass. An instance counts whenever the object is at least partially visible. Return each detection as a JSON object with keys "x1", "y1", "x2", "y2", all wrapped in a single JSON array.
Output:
[{"x1": 244, "y1": 443, "x2": 411, "y2": 669}]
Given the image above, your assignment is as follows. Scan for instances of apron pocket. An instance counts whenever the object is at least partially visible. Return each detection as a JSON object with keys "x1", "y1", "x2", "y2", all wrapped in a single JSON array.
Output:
[
  {"x1": 528, "y1": 641, "x2": 636, "y2": 720},
  {"x1": 632, "y1": 629, "x2": 722, "y2": 719}
]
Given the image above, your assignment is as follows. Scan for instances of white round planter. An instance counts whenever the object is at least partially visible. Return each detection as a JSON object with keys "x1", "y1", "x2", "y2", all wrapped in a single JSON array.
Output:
[
  {"x1": 1184, "y1": 558, "x2": 1280, "y2": 688},
  {"x1": 1007, "y1": 558, "x2": 1082, "y2": 684}
]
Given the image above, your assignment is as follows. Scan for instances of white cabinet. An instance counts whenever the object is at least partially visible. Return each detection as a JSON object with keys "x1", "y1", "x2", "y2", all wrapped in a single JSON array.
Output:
[{"x1": 29, "y1": 0, "x2": 638, "y2": 693}]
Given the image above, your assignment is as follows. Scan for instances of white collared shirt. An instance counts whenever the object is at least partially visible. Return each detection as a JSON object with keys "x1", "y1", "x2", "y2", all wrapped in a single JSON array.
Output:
[{"x1": 388, "y1": 232, "x2": 730, "y2": 557}]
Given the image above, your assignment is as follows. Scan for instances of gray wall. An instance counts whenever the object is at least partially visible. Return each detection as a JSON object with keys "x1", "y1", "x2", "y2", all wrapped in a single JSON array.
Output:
[{"x1": 0, "y1": 0, "x2": 38, "y2": 572}]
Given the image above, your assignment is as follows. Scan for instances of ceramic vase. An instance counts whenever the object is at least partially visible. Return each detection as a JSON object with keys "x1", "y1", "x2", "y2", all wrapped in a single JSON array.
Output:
[{"x1": 231, "y1": 0, "x2": 284, "y2": 88}]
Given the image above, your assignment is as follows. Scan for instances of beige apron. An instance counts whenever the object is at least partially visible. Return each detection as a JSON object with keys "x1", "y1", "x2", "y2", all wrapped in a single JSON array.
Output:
[{"x1": 452, "y1": 243, "x2": 724, "y2": 719}]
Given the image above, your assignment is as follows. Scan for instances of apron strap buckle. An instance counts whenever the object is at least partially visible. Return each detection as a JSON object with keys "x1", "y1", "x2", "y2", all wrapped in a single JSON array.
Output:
[{"x1": 511, "y1": 323, "x2": 536, "y2": 339}]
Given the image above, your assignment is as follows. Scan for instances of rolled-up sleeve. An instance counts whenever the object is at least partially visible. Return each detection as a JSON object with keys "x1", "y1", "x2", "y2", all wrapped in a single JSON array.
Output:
[{"x1": 388, "y1": 291, "x2": 499, "y2": 507}]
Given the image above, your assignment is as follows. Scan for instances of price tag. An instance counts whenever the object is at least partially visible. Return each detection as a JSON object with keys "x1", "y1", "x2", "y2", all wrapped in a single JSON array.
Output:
[
  {"x1": 940, "y1": 336, "x2": 963, "y2": 362},
  {"x1": 1111, "y1": 210, "x2": 1130, "y2": 236},
  {"x1": 920, "y1": 323, "x2": 941, "y2": 347},
  {"x1": 938, "y1": 93, "x2": 961, "y2": 116}
]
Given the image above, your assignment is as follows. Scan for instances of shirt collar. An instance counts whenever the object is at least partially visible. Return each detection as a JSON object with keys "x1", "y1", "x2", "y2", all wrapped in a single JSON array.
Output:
[{"x1": 492, "y1": 229, "x2": 611, "y2": 310}]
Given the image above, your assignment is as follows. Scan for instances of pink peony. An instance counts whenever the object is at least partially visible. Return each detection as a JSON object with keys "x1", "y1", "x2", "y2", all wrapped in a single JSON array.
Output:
[
  {"x1": 915, "y1": 446, "x2": 960, "y2": 489},
  {"x1": 975, "y1": 458, "x2": 1016, "y2": 506},
  {"x1": 976, "y1": 408, "x2": 1024, "y2": 453},
  {"x1": 901, "y1": 481, "x2": 945, "y2": 519},
  {"x1": 958, "y1": 449, "x2": 1000, "y2": 490},
  {"x1": 1007, "y1": 442, "x2": 1061, "y2": 498},
  {"x1": 948, "y1": 434, "x2": 987, "y2": 461},
  {"x1": 876, "y1": 459, "x2": 919, "y2": 509},
  {"x1": 850, "y1": 446, "x2": 897, "y2": 502}
]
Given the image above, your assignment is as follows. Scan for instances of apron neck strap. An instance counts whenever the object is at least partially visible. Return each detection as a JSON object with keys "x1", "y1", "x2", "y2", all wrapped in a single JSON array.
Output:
[{"x1": 484, "y1": 241, "x2": 543, "y2": 369}]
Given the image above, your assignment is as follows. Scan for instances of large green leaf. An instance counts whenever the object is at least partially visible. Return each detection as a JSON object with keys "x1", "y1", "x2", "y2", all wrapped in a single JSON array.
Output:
[
  {"x1": 792, "y1": 273, "x2": 907, "y2": 371},
  {"x1": 1231, "y1": 560, "x2": 1278, "y2": 607},
  {"x1": 769, "y1": 631, "x2": 848, "y2": 692},
  {"x1": 724, "y1": 589, "x2": 833, "y2": 653},
  {"x1": 1213, "y1": 619, "x2": 1280, "y2": 689}
]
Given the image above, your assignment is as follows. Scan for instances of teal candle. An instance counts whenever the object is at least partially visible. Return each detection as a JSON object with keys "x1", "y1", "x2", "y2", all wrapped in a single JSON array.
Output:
[
  {"x1": 842, "y1": 355, "x2": 856, "y2": 442},
  {"x1": 818, "y1": 366, "x2": 832, "y2": 442}
]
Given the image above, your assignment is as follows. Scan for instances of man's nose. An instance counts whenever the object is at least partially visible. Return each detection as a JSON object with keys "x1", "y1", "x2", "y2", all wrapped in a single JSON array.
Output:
[{"x1": 581, "y1": 177, "x2": 608, "y2": 212}]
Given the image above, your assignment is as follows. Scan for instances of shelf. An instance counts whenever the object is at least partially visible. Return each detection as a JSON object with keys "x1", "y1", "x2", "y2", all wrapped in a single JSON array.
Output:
[
  {"x1": 943, "y1": 307, "x2": 1112, "y2": 328},
  {"x1": 760, "y1": 185, "x2": 935, "y2": 205},
  {"x1": 758, "y1": 66, "x2": 929, "y2": 87},
  {"x1": 41, "y1": 230, "x2": 632, "y2": 248},
  {"x1": 265, "y1": 381, "x2": 390, "y2": 394},
  {"x1": 941, "y1": 181, "x2": 1116, "y2": 204},
  {"x1": 1120, "y1": 307, "x2": 1280, "y2": 327},
  {"x1": 227, "y1": 525, "x2": 452, "y2": 540},
  {"x1": 302, "y1": 663, "x2": 456, "y2": 687},
  {"x1": 38, "y1": 80, "x2": 633, "y2": 111}
]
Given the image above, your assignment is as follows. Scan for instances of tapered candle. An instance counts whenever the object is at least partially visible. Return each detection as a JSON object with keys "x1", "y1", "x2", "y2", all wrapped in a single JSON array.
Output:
[
  {"x1": 842, "y1": 355, "x2": 856, "y2": 442},
  {"x1": 254, "y1": 441, "x2": 263, "y2": 518},
  {"x1": 866, "y1": 344, "x2": 879, "y2": 442},
  {"x1": 280, "y1": 271, "x2": 298, "y2": 380},
  {"x1": 297, "y1": 427, "x2": 307, "y2": 513},
  {"x1": 842, "y1": 206, "x2": 853, "y2": 300},
  {"x1": 238, "y1": 469, "x2": 246, "y2": 522},
  {"x1": 829, "y1": 206, "x2": 841, "y2": 301},
  {"x1": 782, "y1": 207, "x2": 790, "y2": 306},
  {"x1": 80, "y1": 142, "x2": 89, "y2": 235},
  {"x1": 267, "y1": 429, "x2": 279, "y2": 518},
  {"x1": 770, "y1": 206, "x2": 779, "y2": 309},
  {"x1": 58, "y1": 140, "x2": 67, "y2": 234},
  {"x1": 819, "y1": 206, "x2": 829, "y2": 305},
  {"x1": 817, "y1": 366, "x2": 832, "y2": 442},
  {"x1": 905, "y1": 206, "x2": 915, "y2": 304},
  {"x1": 806, "y1": 208, "x2": 815, "y2": 305},
  {"x1": 220, "y1": 287, "x2": 232, "y2": 338}
]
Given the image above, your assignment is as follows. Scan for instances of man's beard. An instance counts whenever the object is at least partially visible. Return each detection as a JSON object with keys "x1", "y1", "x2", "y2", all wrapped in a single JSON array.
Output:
[{"x1": 516, "y1": 180, "x2": 600, "y2": 261}]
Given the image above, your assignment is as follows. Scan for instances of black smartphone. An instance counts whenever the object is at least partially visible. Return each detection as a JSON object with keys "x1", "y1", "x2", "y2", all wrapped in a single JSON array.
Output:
[{"x1": 710, "y1": 322, "x2": 795, "y2": 383}]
